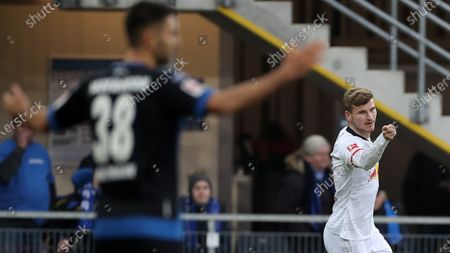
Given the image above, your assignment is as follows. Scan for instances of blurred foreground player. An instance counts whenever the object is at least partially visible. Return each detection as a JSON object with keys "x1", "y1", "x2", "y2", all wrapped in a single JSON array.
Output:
[
  {"x1": 323, "y1": 88, "x2": 397, "y2": 253},
  {"x1": 2, "y1": 2, "x2": 323, "y2": 252}
]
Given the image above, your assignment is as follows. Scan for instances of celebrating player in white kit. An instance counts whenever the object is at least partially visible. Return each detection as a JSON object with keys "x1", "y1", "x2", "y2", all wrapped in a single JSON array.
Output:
[{"x1": 324, "y1": 88, "x2": 397, "y2": 253}]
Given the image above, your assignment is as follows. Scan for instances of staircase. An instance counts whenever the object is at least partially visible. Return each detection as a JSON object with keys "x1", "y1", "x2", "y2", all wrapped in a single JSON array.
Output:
[
  {"x1": 60, "y1": 0, "x2": 450, "y2": 165},
  {"x1": 204, "y1": 0, "x2": 450, "y2": 165}
]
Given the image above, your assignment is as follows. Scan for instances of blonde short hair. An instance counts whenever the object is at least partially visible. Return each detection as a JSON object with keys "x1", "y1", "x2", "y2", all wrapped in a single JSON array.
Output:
[{"x1": 343, "y1": 88, "x2": 373, "y2": 112}]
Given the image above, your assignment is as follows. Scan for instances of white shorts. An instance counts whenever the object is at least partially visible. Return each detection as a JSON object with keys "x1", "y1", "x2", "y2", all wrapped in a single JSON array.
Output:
[{"x1": 323, "y1": 227, "x2": 392, "y2": 253}]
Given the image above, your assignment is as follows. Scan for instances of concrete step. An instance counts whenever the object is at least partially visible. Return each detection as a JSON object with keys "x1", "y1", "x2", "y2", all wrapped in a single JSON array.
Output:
[
  {"x1": 288, "y1": 24, "x2": 330, "y2": 47},
  {"x1": 234, "y1": 4, "x2": 330, "y2": 46},
  {"x1": 235, "y1": 0, "x2": 449, "y2": 145},
  {"x1": 425, "y1": 97, "x2": 450, "y2": 142},
  {"x1": 176, "y1": 0, "x2": 216, "y2": 10},
  {"x1": 358, "y1": 71, "x2": 411, "y2": 116},
  {"x1": 254, "y1": 1, "x2": 293, "y2": 25},
  {"x1": 61, "y1": 0, "x2": 217, "y2": 10},
  {"x1": 322, "y1": 47, "x2": 368, "y2": 74}
]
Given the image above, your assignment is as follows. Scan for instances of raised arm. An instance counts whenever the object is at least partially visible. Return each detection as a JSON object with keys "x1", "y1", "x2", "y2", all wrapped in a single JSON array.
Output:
[
  {"x1": 2, "y1": 42, "x2": 324, "y2": 129},
  {"x1": 349, "y1": 134, "x2": 389, "y2": 171},
  {"x1": 345, "y1": 124, "x2": 397, "y2": 171},
  {"x1": 207, "y1": 42, "x2": 324, "y2": 115},
  {"x1": 2, "y1": 80, "x2": 90, "y2": 133}
]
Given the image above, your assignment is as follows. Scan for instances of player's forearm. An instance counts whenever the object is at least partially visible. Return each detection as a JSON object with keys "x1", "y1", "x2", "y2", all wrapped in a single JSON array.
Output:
[
  {"x1": 26, "y1": 109, "x2": 49, "y2": 132},
  {"x1": 207, "y1": 69, "x2": 289, "y2": 115},
  {"x1": 353, "y1": 134, "x2": 389, "y2": 170}
]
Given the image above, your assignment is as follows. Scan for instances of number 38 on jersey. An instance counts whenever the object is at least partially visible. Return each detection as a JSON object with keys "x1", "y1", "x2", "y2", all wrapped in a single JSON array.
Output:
[{"x1": 91, "y1": 94, "x2": 136, "y2": 164}]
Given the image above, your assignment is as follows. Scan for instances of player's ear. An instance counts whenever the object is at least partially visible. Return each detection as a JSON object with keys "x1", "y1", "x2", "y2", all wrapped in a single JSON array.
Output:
[
  {"x1": 344, "y1": 110, "x2": 352, "y2": 122},
  {"x1": 141, "y1": 28, "x2": 156, "y2": 48}
]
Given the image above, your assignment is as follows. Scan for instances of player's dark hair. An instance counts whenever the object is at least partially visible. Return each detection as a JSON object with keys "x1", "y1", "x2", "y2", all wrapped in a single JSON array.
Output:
[
  {"x1": 343, "y1": 88, "x2": 374, "y2": 112},
  {"x1": 126, "y1": 2, "x2": 177, "y2": 48}
]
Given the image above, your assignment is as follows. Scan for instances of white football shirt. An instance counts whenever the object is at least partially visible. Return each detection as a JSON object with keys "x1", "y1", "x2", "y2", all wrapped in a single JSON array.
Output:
[{"x1": 325, "y1": 126, "x2": 389, "y2": 240}]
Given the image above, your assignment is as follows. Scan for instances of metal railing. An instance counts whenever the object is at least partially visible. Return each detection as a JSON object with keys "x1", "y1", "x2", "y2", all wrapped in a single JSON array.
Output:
[
  {"x1": 0, "y1": 228, "x2": 94, "y2": 253},
  {"x1": 183, "y1": 214, "x2": 450, "y2": 253},
  {"x1": 184, "y1": 232, "x2": 450, "y2": 253},
  {"x1": 2, "y1": 211, "x2": 450, "y2": 224},
  {"x1": 1, "y1": 228, "x2": 449, "y2": 253},
  {"x1": 321, "y1": 0, "x2": 450, "y2": 123},
  {"x1": 1, "y1": 212, "x2": 450, "y2": 252}
]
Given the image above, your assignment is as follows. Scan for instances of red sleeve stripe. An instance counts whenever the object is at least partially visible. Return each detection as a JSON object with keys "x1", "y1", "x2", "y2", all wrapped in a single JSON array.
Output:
[{"x1": 350, "y1": 148, "x2": 363, "y2": 165}]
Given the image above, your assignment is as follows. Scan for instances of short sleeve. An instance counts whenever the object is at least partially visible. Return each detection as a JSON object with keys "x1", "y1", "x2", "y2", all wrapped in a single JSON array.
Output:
[
  {"x1": 155, "y1": 75, "x2": 215, "y2": 119},
  {"x1": 47, "y1": 81, "x2": 90, "y2": 131}
]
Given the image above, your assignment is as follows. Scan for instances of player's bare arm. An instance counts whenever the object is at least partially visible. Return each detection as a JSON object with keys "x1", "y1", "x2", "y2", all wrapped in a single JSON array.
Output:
[
  {"x1": 207, "y1": 42, "x2": 324, "y2": 114},
  {"x1": 2, "y1": 42, "x2": 324, "y2": 131}
]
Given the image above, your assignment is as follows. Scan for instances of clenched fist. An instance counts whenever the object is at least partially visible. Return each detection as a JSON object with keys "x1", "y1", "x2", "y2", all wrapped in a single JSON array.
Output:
[{"x1": 382, "y1": 124, "x2": 397, "y2": 141}]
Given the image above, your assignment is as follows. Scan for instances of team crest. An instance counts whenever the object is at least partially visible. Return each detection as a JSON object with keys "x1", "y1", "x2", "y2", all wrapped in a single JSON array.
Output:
[{"x1": 347, "y1": 143, "x2": 359, "y2": 152}]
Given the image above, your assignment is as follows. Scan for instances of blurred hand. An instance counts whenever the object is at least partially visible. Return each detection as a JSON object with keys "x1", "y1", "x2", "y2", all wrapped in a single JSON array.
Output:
[
  {"x1": 56, "y1": 239, "x2": 68, "y2": 253},
  {"x1": 2, "y1": 83, "x2": 31, "y2": 117},
  {"x1": 277, "y1": 42, "x2": 325, "y2": 82},
  {"x1": 382, "y1": 124, "x2": 397, "y2": 141}
]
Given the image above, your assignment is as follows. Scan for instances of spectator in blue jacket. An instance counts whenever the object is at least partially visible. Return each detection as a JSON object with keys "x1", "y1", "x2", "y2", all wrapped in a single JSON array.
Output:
[
  {"x1": 374, "y1": 189, "x2": 403, "y2": 249},
  {"x1": 52, "y1": 155, "x2": 97, "y2": 229},
  {"x1": 0, "y1": 125, "x2": 55, "y2": 228},
  {"x1": 179, "y1": 172, "x2": 226, "y2": 253},
  {"x1": 55, "y1": 154, "x2": 97, "y2": 253}
]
